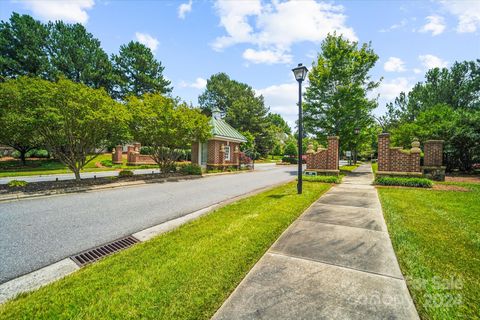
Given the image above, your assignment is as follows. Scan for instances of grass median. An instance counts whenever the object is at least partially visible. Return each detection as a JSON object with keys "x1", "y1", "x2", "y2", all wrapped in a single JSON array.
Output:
[
  {"x1": 0, "y1": 181, "x2": 331, "y2": 320},
  {"x1": 378, "y1": 182, "x2": 479, "y2": 319}
]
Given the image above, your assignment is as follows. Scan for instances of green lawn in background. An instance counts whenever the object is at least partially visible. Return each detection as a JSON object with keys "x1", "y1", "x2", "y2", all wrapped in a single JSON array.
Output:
[
  {"x1": 0, "y1": 154, "x2": 159, "y2": 177},
  {"x1": 339, "y1": 164, "x2": 360, "y2": 172},
  {"x1": 0, "y1": 181, "x2": 330, "y2": 320},
  {"x1": 371, "y1": 162, "x2": 378, "y2": 173},
  {"x1": 378, "y1": 182, "x2": 480, "y2": 319}
]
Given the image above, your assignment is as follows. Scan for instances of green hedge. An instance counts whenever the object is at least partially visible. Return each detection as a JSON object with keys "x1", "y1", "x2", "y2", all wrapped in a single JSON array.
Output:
[
  {"x1": 374, "y1": 176, "x2": 432, "y2": 188},
  {"x1": 178, "y1": 163, "x2": 202, "y2": 175},
  {"x1": 118, "y1": 170, "x2": 134, "y2": 178},
  {"x1": 302, "y1": 175, "x2": 342, "y2": 184}
]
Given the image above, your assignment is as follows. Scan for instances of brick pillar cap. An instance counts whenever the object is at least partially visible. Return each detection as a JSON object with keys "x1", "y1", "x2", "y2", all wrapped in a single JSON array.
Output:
[
  {"x1": 327, "y1": 136, "x2": 339, "y2": 140},
  {"x1": 379, "y1": 133, "x2": 390, "y2": 137}
]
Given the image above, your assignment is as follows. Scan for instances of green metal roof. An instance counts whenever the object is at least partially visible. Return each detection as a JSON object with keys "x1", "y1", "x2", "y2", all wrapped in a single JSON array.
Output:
[{"x1": 210, "y1": 117, "x2": 247, "y2": 142}]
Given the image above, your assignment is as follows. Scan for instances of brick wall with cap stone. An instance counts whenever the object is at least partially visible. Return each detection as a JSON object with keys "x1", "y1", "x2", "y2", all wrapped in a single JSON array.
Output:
[
  {"x1": 377, "y1": 133, "x2": 422, "y2": 174},
  {"x1": 306, "y1": 136, "x2": 339, "y2": 174}
]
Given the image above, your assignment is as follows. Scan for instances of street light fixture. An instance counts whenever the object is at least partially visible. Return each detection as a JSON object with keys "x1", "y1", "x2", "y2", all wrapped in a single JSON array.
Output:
[{"x1": 292, "y1": 63, "x2": 308, "y2": 194}]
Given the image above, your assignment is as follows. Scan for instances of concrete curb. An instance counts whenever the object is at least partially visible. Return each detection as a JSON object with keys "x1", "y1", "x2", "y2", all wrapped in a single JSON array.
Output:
[
  {"x1": 0, "y1": 178, "x2": 295, "y2": 305},
  {"x1": 0, "y1": 175, "x2": 204, "y2": 203},
  {"x1": 0, "y1": 168, "x2": 276, "y2": 203},
  {"x1": 0, "y1": 259, "x2": 79, "y2": 304}
]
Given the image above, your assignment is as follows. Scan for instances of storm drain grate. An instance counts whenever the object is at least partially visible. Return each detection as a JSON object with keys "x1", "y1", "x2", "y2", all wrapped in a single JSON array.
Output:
[{"x1": 70, "y1": 235, "x2": 139, "y2": 267}]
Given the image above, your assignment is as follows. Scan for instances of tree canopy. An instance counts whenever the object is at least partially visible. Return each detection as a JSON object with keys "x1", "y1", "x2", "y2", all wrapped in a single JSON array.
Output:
[
  {"x1": 303, "y1": 33, "x2": 380, "y2": 155},
  {"x1": 112, "y1": 41, "x2": 171, "y2": 100},
  {"x1": 127, "y1": 94, "x2": 210, "y2": 174},
  {"x1": 384, "y1": 60, "x2": 480, "y2": 171},
  {"x1": 199, "y1": 72, "x2": 290, "y2": 156}
]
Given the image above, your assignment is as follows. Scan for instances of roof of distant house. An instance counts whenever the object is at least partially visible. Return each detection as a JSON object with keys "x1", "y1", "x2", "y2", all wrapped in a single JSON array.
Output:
[{"x1": 210, "y1": 117, "x2": 247, "y2": 143}]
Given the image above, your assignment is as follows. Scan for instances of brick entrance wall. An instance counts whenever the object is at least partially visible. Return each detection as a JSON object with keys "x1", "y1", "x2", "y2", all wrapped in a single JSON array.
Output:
[
  {"x1": 306, "y1": 136, "x2": 339, "y2": 174},
  {"x1": 377, "y1": 133, "x2": 421, "y2": 173}
]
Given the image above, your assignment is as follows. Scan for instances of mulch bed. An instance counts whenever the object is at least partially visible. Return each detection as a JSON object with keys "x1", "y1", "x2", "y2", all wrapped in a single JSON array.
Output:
[
  {"x1": 0, "y1": 173, "x2": 196, "y2": 195},
  {"x1": 445, "y1": 176, "x2": 480, "y2": 183}
]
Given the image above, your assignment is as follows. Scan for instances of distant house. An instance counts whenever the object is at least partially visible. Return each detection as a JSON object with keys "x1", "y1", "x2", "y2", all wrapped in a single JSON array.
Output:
[{"x1": 191, "y1": 115, "x2": 247, "y2": 170}]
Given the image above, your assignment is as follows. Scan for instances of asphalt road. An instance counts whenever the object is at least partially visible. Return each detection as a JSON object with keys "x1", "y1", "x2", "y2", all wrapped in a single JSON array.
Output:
[{"x1": 0, "y1": 164, "x2": 297, "y2": 284}]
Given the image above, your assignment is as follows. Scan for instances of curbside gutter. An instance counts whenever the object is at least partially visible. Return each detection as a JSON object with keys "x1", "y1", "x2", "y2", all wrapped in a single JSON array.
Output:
[{"x1": 0, "y1": 178, "x2": 294, "y2": 305}]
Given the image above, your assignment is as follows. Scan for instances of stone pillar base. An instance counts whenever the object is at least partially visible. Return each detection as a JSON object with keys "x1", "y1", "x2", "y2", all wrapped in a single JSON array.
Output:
[{"x1": 422, "y1": 166, "x2": 446, "y2": 181}]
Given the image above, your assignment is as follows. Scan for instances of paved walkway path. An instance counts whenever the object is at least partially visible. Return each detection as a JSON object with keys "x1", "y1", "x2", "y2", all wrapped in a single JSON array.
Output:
[{"x1": 213, "y1": 164, "x2": 419, "y2": 319}]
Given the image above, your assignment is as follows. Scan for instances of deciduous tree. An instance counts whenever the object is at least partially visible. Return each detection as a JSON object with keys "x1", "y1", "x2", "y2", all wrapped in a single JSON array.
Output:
[
  {"x1": 35, "y1": 78, "x2": 129, "y2": 181},
  {"x1": 0, "y1": 77, "x2": 49, "y2": 164},
  {"x1": 303, "y1": 33, "x2": 379, "y2": 155},
  {"x1": 127, "y1": 94, "x2": 210, "y2": 175}
]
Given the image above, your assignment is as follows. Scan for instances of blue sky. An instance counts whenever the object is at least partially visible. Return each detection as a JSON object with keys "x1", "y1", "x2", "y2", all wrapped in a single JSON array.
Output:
[{"x1": 1, "y1": 0, "x2": 479, "y2": 126}]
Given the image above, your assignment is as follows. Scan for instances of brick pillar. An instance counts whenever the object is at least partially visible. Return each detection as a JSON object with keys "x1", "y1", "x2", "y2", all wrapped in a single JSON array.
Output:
[
  {"x1": 112, "y1": 145, "x2": 123, "y2": 164},
  {"x1": 424, "y1": 140, "x2": 444, "y2": 166},
  {"x1": 233, "y1": 144, "x2": 240, "y2": 167},
  {"x1": 326, "y1": 136, "x2": 339, "y2": 170},
  {"x1": 133, "y1": 142, "x2": 141, "y2": 152},
  {"x1": 127, "y1": 145, "x2": 136, "y2": 165},
  {"x1": 378, "y1": 133, "x2": 390, "y2": 172},
  {"x1": 410, "y1": 139, "x2": 422, "y2": 172},
  {"x1": 191, "y1": 142, "x2": 199, "y2": 165},
  {"x1": 219, "y1": 143, "x2": 225, "y2": 169}
]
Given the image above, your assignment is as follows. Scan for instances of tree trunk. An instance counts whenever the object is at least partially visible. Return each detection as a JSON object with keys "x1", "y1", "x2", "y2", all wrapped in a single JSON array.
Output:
[
  {"x1": 20, "y1": 150, "x2": 27, "y2": 166},
  {"x1": 73, "y1": 168, "x2": 81, "y2": 182}
]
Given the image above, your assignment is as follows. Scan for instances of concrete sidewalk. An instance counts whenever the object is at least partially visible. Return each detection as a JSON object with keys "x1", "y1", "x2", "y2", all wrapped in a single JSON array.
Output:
[{"x1": 213, "y1": 164, "x2": 419, "y2": 319}]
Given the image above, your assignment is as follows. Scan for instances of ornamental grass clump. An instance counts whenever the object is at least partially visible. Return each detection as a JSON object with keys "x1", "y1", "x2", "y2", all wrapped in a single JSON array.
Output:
[
  {"x1": 7, "y1": 180, "x2": 28, "y2": 188},
  {"x1": 375, "y1": 176, "x2": 432, "y2": 188}
]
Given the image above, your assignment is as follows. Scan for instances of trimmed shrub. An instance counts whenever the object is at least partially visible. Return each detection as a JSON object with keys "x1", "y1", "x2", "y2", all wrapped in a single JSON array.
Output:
[
  {"x1": 100, "y1": 159, "x2": 113, "y2": 167},
  {"x1": 178, "y1": 163, "x2": 202, "y2": 175},
  {"x1": 302, "y1": 175, "x2": 342, "y2": 184},
  {"x1": 140, "y1": 146, "x2": 154, "y2": 155},
  {"x1": 118, "y1": 170, "x2": 134, "y2": 178},
  {"x1": 7, "y1": 180, "x2": 28, "y2": 188},
  {"x1": 374, "y1": 176, "x2": 432, "y2": 188},
  {"x1": 282, "y1": 156, "x2": 298, "y2": 164}
]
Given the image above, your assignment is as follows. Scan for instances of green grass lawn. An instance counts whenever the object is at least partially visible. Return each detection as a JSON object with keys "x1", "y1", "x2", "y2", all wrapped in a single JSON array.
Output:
[
  {"x1": 371, "y1": 162, "x2": 378, "y2": 173},
  {"x1": 0, "y1": 154, "x2": 160, "y2": 178},
  {"x1": 378, "y1": 182, "x2": 480, "y2": 319},
  {"x1": 0, "y1": 181, "x2": 330, "y2": 320},
  {"x1": 339, "y1": 164, "x2": 360, "y2": 172},
  {"x1": 255, "y1": 155, "x2": 283, "y2": 163}
]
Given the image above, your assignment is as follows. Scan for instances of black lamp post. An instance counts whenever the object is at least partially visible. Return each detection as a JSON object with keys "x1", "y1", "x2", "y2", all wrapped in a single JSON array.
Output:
[
  {"x1": 292, "y1": 63, "x2": 308, "y2": 194},
  {"x1": 354, "y1": 127, "x2": 360, "y2": 165}
]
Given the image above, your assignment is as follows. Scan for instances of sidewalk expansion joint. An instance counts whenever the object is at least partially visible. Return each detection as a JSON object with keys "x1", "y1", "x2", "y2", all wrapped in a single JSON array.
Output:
[
  {"x1": 267, "y1": 251, "x2": 404, "y2": 281},
  {"x1": 298, "y1": 218, "x2": 388, "y2": 233}
]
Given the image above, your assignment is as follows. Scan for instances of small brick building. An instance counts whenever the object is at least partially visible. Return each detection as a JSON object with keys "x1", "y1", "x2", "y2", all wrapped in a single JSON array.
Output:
[
  {"x1": 305, "y1": 136, "x2": 340, "y2": 175},
  {"x1": 191, "y1": 116, "x2": 247, "y2": 170}
]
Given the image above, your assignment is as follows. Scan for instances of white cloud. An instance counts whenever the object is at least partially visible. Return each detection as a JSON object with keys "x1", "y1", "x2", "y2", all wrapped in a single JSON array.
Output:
[
  {"x1": 213, "y1": 0, "x2": 356, "y2": 64},
  {"x1": 419, "y1": 15, "x2": 446, "y2": 36},
  {"x1": 179, "y1": 77, "x2": 207, "y2": 89},
  {"x1": 375, "y1": 77, "x2": 413, "y2": 101},
  {"x1": 413, "y1": 68, "x2": 422, "y2": 74},
  {"x1": 19, "y1": 0, "x2": 95, "y2": 24},
  {"x1": 135, "y1": 32, "x2": 159, "y2": 53},
  {"x1": 440, "y1": 0, "x2": 480, "y2": 33},
  {"x1": 379, "y1": 19, "x2": 407, "y2": 32},
  {"x1": 384, "y1": 57, "x2": 406, "y2": 72},
  {"x1": 256, "y1": 83, "x2": 299, "y2": 127},
  {"x1": 419, "y1": 54, "x2": 448, "y2": 69},
  {"x1": 243, "y1": 48, "x2": 292, "y2": 64},
  {"x1": 178, "y1": 0, "x2": 192, "y2": 19}
]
